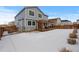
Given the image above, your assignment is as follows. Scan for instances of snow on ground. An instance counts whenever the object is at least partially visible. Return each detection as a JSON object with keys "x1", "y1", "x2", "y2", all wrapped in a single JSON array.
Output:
[{"x1": 0, "y1": 29, "x2": 79, "y2": 52}]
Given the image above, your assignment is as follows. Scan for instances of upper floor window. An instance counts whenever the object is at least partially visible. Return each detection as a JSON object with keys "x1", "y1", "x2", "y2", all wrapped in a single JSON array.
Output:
[
  {"x1": 29, "y1": 10, "x2": 34, "y2": 16},
  {"x1": 18, "y1": 19, "x2": 21, "y2": 21},
  {"x1": 38, "y1": 14, "x2": 42, "y2": 18}
]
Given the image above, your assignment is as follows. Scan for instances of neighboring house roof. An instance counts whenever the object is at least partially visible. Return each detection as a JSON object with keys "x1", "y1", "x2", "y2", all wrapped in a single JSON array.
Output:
[
  {"x1": 48, "y1": 18, "x2": 61, "y2": 23},
  {"x1": 77, "y1": 19, "x2": 79, "y2": 21},
  {"x1": 61, "y1": 20, "x2": 71, "y2": 22},
  {"x1": 15, "y1": 6, "x2": 48, "y2": 18}
]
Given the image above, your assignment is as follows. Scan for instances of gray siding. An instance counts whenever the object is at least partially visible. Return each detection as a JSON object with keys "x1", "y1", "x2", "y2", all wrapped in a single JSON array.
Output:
[{"x1": 15, "y1": 7, "x2": 48, "y2": 31}]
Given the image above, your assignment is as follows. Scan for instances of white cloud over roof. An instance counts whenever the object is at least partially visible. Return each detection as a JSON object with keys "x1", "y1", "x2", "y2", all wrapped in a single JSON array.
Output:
[{"x1": 0, "y1": 7, "x2": 17, "y2": 24}]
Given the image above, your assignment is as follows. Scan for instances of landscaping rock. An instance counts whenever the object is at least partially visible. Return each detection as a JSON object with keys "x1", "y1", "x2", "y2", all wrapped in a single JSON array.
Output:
[
  {"x1": 60, "y1": 47, "x2": 72, "y2": 52},
  {"x1": 73, "y1": 29, "x2": 77, "y2": 33}
]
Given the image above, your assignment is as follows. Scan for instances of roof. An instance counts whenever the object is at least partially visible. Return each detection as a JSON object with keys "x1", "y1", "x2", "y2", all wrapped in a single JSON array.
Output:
[
  {"x1": 77, "y1": 19, "x2": 79, "y2": 21},
  {"x1": 61, "y1": 20, "x2": 71, "y2": 22},
  {"x1": 48, "y1": 18, "x2": 61, "y2": 23},
  {"x1": 49, "y1": 18, "x2": 61, "y2": 20},
  {"x1": 48, "y1": 19, "x2": 57, "y2": 23},
  {"x1": 15, "y1": 6, "x2": 48, "y2": 18}
]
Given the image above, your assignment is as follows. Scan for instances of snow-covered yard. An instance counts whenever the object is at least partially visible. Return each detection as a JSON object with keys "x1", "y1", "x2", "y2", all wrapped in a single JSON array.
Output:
[{"x1": 0, "y1": 29, "x2": 79, "y2": 52}]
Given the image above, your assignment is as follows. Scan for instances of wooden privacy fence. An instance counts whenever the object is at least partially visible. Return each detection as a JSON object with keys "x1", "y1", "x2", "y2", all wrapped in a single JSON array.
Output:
[
  {"x1": 0, "y1": 25, "x2": 18, "y2": 40},
  {"x1": 73, "y1": 23, "x2": 79, "y2": 29},
  {"x1": 36, "y1": 20, "x2": 79, "y2": 31},
  {"x1": 53, "y1": 25, "x2": 77, "y2": 29},
  {"x1": 53, "y1": 25, "x2": 64, "y2": 29},
  {"x1": 0, "y1": 27, "x2": 4, "y2": 40},
  {"x1": 4, "y1": 25, "x2": 18, "y2": 33}
]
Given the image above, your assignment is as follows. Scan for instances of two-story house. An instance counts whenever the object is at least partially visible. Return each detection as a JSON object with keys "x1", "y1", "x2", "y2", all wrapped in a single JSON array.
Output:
[
  {"x1": 15, "y1": 6, "x2": 48, "y2": 31},
  {"x1": 61, "y1": 20, "x2": 73, "y2": 25},
  {"x1": 48, "y1": 18, "x2": 61, "y2": 28}
]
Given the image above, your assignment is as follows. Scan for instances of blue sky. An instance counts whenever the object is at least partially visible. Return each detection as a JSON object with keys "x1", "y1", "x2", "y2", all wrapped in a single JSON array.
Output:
[{"x1": 0, "y1": 6, "x2": 79, "y2": 24}]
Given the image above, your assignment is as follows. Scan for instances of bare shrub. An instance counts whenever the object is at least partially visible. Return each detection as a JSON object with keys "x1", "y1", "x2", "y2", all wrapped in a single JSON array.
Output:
[
  {"x1": 69, "y1": 33, "x2": 77, "y2": 38},
  {"x1": 67, "y1": 38, "x2": 76, "y2": 45}
]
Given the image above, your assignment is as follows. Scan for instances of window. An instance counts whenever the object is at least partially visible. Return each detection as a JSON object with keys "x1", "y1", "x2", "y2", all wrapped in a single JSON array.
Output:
[
  {"x1": 38, "y1": 14, "x2": 42, "y2": 18},
  {"x1": 29, "y1": 10, "x2": 34, "y2": 16},
  {"x1": 28, "y1": 21, "x2": 31, "y2": 25},
  {"x1": 32, "y1": 21, "x2": 35, "y2": 25},
  {"x1": 18, "y1": 19, "x2": 21, "y2": 21}
]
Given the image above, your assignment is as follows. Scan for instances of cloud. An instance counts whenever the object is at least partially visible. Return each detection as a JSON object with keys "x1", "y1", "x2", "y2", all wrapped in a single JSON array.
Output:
[
  {"x1": 0, "y1": 6, "x2": 79, "y2": 24},
  {"x1": 59, "y1": 14, "x2": 79, "y2": 22},
  {"x1": 48, "y1": 12, "x2": 79, "y2": 22},
  {"x1": 0, "y1": 7, "x2": 17, "y2": 24}
]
